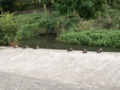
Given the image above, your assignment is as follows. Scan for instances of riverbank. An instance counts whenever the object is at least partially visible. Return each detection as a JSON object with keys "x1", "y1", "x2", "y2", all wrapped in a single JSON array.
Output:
[
  {"x1": 0, "y1": 10, "x2": 120, "y2": 47},
  {"x1": 0, "y1": 47, "x2": 120, "y2": 90}
]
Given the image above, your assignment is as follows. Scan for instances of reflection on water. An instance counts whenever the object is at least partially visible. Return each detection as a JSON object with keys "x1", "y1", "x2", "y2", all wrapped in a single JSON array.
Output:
[{"x1": 20, "y1": 34, "x2": 120, "y2": 52}]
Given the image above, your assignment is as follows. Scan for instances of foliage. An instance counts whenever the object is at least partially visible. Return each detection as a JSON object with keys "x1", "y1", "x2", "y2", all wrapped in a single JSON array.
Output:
[
  {"x1": 0, "y1": 0, "x2": 42, "y2": 12},
  {"x1": 0, "y1": 9, "x2": 120, "y2": 47},
  {"x1": 16, "y1": 24, "x2": 35, "y2": 40},
  {"x1": 0, "y1": 11, "x2": 18, "y2": 45},
  {"x1": 15, "y1": 12, "x2": 50, "y2": 40},
  {"x1": 52, "y1": 0, "x2": 105, "y2": 19},
  {"x1": 40, "y1": 0, "x2": 51, "y2": 4},
  {"x1": 57, "y1": 30, "x2": 120, "y2": 47},
  {"x1": 9, "y1": 11, "x2": 64, "y2": 42},
  {"x1": 105, "y1": 0, "x2": 120, "y2": 9},
  {"x1": 0, "y1": 0, "x2": 17, "y2": 12},
  {"x1": 15, "y1": 11, "x2": 63, "y2": 40},
  {"x1": 95, "y1": 7, "x2": 120, "y2": 30}
]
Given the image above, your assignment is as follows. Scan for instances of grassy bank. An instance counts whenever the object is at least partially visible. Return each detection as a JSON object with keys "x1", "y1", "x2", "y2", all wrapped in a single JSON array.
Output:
[
  {"x1": 0, "y1": 8, "x2": 120, "y2": 47},
  {"x1": 56, "y1": 30, "x2": 120, "y2": 47}
]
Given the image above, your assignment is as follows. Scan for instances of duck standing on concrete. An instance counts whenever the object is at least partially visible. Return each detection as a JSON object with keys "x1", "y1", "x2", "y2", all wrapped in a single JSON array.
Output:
[
  {"x1": 23, "y1": 45, "x2": 29, "y2": 49},
  {"x1": 13, "y1": 45, "x2": 18, "y2": 48},
  {"x1": 97, "y1": 49, "x2": 101, "y2": 53},
  {"x1": 83, "y1": 49, "x2": 87, "y2": 53},
  {"x1": 35, "y1": 46, "x2": 39, "y2": 49},
  {"x1": 68, "y1": 47, "x2": 73, "y2": 52},
  {"x1": 99, "y1": 48, "x2": 102, "y2": 52},
  {"x1": 97, "y1": 48, "x2": 102, "y2": 53}
]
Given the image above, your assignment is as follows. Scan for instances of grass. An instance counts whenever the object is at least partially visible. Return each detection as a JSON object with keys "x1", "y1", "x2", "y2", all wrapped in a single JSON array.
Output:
[
  {"x1": 0, "y1": 8, "x2": 120, "y2": 47},
  {"x1": 56, "y1": 30, "x2": 120, "y2": 47}
]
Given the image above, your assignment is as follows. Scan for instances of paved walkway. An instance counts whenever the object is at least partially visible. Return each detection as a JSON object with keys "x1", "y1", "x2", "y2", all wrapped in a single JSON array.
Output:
[
  {"x1": 0, "y1": 71, "x2": 90, "y2": 90},
  {"x1": 0, "y1": 47, "x2": 120, "y2": 90}
]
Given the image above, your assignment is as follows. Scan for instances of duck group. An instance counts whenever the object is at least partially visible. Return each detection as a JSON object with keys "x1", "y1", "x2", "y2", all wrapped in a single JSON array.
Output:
[
  {"x1": 13, "y1": 45, "x2": 103, "y2": 53},
  {"x1": 13, "y1": 45, "x2": 40, "y2": 49},
  {"x1": 67, "y1": 47, "x2": 103, "y2": 53}
]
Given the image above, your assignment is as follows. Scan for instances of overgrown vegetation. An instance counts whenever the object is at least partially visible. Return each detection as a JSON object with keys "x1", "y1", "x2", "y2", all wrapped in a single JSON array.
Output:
[
  {"x1": 57, "y1": 30, "x2": 120, "y2": 47},
  {"x1": 0, "y1": 11, "x2": 18, "y2": 45},
  {"x1": 52, "y1": 0, "x2": 105, "y2": 19},
  {"x1": 0, "y1": 0, "x2": 120, "y2": 47}
]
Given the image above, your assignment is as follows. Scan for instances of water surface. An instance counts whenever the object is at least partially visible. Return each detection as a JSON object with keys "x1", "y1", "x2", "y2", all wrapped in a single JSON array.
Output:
[{"x1": 20, "y1": 34, "x2": 120, "y2": 52}]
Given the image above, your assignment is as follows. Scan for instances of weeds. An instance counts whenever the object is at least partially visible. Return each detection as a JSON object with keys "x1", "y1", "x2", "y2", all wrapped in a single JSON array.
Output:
[
  {"x1": 57, "y1": 30, "x2": 120, "y2": 47},
  {"x1": 0, "y1": 7, "x2": 120, "y2": 47},
  {"x1": 0, "y1": 11, "x2": 18, "y2": 45}
]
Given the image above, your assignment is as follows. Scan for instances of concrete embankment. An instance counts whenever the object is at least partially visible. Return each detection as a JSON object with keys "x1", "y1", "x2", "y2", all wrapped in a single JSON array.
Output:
[{"x1": 0, "y1": 47, "x2": 120, "y2": 90}]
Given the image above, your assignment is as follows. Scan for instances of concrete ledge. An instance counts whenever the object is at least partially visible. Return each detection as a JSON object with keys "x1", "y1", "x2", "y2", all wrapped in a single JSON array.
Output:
[
  {"x1": 0, "y1": 47, "x2": 120, "y2": 90},
  {"x1": 0, "y1": 46, "x2": 7, "y2": 49},
  {"x1": 0, "y1": 71, "x2": 93, "y2": 90}
]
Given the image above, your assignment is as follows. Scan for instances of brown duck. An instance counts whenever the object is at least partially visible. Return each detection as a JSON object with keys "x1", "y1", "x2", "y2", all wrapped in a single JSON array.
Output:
[
  {"x1": 97, "y1": 48, "x2": 102, "y2": 53},
  {"x1": 13, "y1": 45, "x2": 18, "y2": 48},
  {"x1": 23, "y1": 45, "x2": 29, "y2": 49},
  {"x1": 83, "y1": 49, "x2": 87, "y2": 53},
  {"x1": 68, "y1": 47, "x2": 73, "y2": 52},
  {"x1": 35, "y1": 46, "x2": 39, "y2": 49},
  {"x1": 99, "y1": 48, "x2": 102, "y2": 52}
]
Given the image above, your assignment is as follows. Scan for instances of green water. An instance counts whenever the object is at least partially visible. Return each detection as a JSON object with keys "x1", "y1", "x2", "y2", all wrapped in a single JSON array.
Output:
[{"x1": 20, "y1": 34, "x2": 120, "y2": 52}]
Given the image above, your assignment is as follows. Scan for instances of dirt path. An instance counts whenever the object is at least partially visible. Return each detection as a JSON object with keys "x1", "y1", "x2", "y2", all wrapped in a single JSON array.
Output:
[{"x1": 15, "y1": 8, "x2": 55, "y2": 15}]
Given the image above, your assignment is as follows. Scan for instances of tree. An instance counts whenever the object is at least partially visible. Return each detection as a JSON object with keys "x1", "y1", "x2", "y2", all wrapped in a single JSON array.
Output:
[
  {"x1": 106, "y1": 0, "x2": 120, "y2": 8},
  {"x1": 0, "y1": 0, "x2": 17, "y2": 12},
  {"x1": 52, "y1": 0, "x2": 106, "y2": 19}
]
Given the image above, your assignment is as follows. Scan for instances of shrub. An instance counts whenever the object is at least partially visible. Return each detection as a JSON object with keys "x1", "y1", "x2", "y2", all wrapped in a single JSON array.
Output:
[
  {"x1": 57, "y1": 30, "x2": 120, "y2": 47},
  {"x1": 52, "y1": 0, "x2": 105, "y2": 19},
  {"x1": 64, "y1": 17, "x2": 80, "y2": 29},
  {"x1": 46, "y1": 18, "x2": 57, "y2": 33},
  {"x1": 0, "y1": 12, "x2": 18, "y2": 45}
]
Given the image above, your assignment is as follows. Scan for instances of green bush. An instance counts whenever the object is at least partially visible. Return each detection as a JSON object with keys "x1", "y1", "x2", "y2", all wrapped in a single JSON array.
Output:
[
  {"x1": 46, "y1": 18, "x2": 57, "y2": 32},
  {"x1": 0, "y1": 9, "x2": 120, "y2": 47},
  {"x1": 57, "y1": 30, "x2": 120, "y2": 47},
  {"x1": 16, "y1": 24, "x2": 34, "y2": 40},
  {"x1": 51, "y1": 11, "x2": 60, "y2": 18},
  {"x1": 0, "y1": 12, "x2": 18, "y2": 45},
  {"x1": 52, "y1": 0, "x2": 105, "y2": 19},
  {"x1": 64, "y1": 17, "x2": 80, "y2": 29}
]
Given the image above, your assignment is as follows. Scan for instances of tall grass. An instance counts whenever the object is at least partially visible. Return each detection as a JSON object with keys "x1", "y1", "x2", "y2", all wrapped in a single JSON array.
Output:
[
  {"x1": 0, "y1": 7, "x2": 120, "y2": 46},
  {"x1": 57, "y1": 30, "x2": 120, "y2": 47},
  {"x1": 0, "y1": 11, "x2": 18, "y2": 45}
]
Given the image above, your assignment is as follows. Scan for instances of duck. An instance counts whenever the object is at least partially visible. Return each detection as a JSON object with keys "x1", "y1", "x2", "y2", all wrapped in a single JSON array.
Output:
[
  {"x1": 35, "y1": 46, "x2": 39, "y2": 49},
  {"x1": 13, "y1": 45, "x2": 18, "y2": 48},
  {"x1": 23, "y1": 45, "x2": 29, "y2": 49},
  {"x1": 97, "y1": 49, "x2": 101, "y2": 53},
  {"x1": 97, "y1": 48, "x2": 103, "y2": 53},
  {"x1": 99, "y1": 48, "x2": 102, "y2": 52},
  {"x1": 83, "y1": 49, "x2": 87, "y2": 53},
  {"x1": 68, "y1": 47, "x2": 73, "y2": 52}
]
